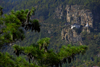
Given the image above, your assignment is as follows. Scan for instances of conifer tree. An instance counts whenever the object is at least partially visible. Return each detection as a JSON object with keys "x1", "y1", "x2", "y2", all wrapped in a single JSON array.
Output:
[{"x1": 0, "y1": 7, "x2": 87, "y2": 67}]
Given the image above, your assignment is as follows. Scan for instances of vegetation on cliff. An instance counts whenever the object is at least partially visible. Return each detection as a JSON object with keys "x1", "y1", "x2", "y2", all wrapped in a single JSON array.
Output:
[
  {"x1": 0, "y1": 7, "x2": 88, "y2": 67},
  {"x1": 1, "y1": 0, "x2": 100, "y2": 66}
]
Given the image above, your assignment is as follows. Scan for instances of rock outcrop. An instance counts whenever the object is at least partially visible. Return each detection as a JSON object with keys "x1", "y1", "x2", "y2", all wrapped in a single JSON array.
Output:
[
  {"x1": 61, "y1": 27, "x2": 83, "y2": 45},
  {"x1": 54, "y1": 5, "x2": 93, "y2": 45},
  {"x1": 65, "y1": 5, "x2": 93, "y2": 28}
]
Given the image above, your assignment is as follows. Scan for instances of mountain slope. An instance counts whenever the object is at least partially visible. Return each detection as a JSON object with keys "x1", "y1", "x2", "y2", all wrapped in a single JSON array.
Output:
[{"x1": 1, "y1": 0, "x2": 100, "y2": 67}]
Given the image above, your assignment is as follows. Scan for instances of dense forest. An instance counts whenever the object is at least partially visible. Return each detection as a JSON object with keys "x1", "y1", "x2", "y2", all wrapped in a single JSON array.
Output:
[{"x1": 0, "y1": 0, "x2": 100, "y2": 67}]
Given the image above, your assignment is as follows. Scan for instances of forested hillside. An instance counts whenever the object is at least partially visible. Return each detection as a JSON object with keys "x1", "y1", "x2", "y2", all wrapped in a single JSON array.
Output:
[{"x1": 1, "y1": 0, "x2": 100, "y2": 67}]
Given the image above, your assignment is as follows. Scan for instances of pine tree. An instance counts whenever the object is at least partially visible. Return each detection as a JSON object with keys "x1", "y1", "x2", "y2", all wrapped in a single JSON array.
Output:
[{"x1": 0, "y1": 7, "x2": 87, "y2": 67}]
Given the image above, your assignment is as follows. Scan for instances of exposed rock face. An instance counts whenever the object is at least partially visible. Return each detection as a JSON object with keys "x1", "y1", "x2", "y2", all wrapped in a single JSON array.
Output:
[
  {"x1": 65, "y1": 5, "x2": 93, "y2": 27},
  {"x1": 61, "y1": 27, "x2": 83, "y2": 45},
  {"x1": 55, "y1": 5, "x2": 93, "y2": 45}
]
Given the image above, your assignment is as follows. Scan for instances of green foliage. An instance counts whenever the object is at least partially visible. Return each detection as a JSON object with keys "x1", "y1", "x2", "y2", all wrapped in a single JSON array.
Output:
[
  {"x1": 0, "y1": 52, "x2": 39, "y2": 67},
  {"x1": 13, "y1": 45, "x2": 24, "y2": 51},
  {"x1": 58, "y1": 45, "x2": 87, "y2": 60},
  {"x1": 37, "y1": 37, "x2": 50, "y2": 50},
  {"x1": 0, "y1": 8, "x2": 41, "y2": 67},
  {"x1": 12, "y1": 40, "x2": 87, "y2": 67},
  {"x1": 0, "y1": 13, "x2": 23, "y2": 44},
  {"x1": 30, "y1": 19, "x2": 40, "y2": 32},
  {"x1": 0, "y1": 7, "x2": 40, "y2": 47},
  {"x1": 11, "y1": 10, "x2": 27, "y2": 23}
]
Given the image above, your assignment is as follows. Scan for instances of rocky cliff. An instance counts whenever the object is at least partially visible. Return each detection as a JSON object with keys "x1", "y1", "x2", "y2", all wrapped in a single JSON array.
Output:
[
  {"x1": 65, "y1": 5, "x2": 93, "y2": 27},
  {"x1": 54, "y1": 5, "x2": 93, "y2": 45}
]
